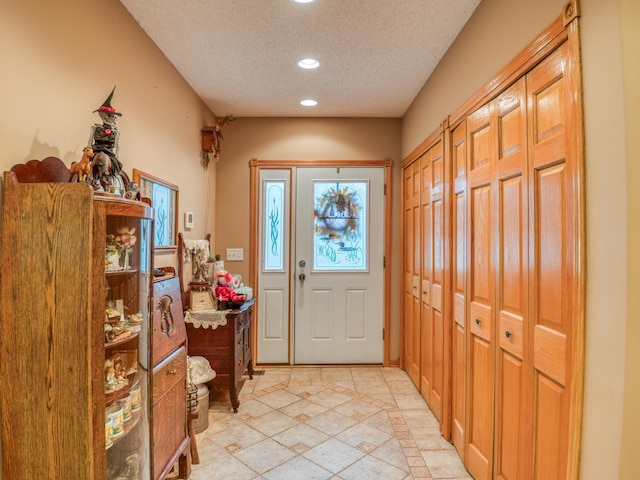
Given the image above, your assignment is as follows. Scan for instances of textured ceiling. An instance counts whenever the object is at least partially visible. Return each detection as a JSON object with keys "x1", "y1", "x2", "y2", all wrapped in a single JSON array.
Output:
[{"x1": 119, "y1": 0, "x2": 481, "y2": 118}]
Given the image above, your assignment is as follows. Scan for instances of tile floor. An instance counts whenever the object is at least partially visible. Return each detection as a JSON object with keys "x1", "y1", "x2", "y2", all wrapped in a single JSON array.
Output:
[{"x1": 188, "y1": 367, "x2": 471, "y2": 480}]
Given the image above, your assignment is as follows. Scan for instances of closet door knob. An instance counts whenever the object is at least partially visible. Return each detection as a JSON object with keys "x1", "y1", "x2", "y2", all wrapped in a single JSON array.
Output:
[{"x1": 505, "y1": 330, "x2": 512, "y2": 338}]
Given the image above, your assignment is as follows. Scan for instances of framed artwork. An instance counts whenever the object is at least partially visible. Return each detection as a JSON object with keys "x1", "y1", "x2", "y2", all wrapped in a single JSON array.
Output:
[
  {"x1": 133, "y1": 169, "x2": 179, "y2": 252},
  {"x1": 190, "y1": 288, "x2": 216, "y2": 312}
]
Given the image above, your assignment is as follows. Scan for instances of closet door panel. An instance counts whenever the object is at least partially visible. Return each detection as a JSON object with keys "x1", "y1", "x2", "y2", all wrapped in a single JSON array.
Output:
[
  {"x1": 465, "y1": 104, "x2": 494, "y2": 480},
  {"x1": 494, "y1": 79, "x2": 531, "y2": 480},
  {"x1": 451, "y1": 122, "x2": 467, "y2": 457},
  {"x1": 404, "y1": 164, "x2": 420, "y2": 385},
  {"x1": 431, "y1": 143, "x2": 445, "y2": 420},
  {"x1": 528, "y1": 44, "x2": 573, "y2": 480},
  {"x1": 420, "y1": 154, "x2": 433, "y2": 397}
]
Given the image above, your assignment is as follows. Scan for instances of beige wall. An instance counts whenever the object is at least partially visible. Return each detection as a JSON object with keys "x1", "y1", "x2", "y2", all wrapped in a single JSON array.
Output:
[
  {"x1": 215, "y1": 117, "x2": 402, "y2": 359},
  {"x1": 0, "y1": 0, "x2": 218, "y2": 271},
  {"x1": 402, "y1": 0, "x2": 633, "y2": 478}
]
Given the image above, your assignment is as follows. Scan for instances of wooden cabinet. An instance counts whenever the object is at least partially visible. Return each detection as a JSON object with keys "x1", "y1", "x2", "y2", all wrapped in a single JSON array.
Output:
[
  {"x1": 151, "y1": 276, "x2": 190, "y2": 480},
  {"x1": 186, "y1": 299, "x2": 255, "y2": 412},
  {"x1": 0, "y1": 171, "x2": 154, "y2": 479}
]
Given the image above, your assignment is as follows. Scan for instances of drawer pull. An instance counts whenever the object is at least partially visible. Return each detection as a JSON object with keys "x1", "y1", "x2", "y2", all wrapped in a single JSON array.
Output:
[{"x1": 169, "y1": 369, "x2": 177, "y2": 375}]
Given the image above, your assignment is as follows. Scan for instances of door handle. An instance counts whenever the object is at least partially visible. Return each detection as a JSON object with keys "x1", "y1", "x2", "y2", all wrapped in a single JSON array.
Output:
[{"x1": 299, "y1": 273, "x2": 306, "y2": 281}]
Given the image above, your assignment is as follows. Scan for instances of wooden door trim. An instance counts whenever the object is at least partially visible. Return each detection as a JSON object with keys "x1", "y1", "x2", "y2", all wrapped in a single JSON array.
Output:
[{"x1": 249, "y1": 158, "x2": 393, "y2": 366}]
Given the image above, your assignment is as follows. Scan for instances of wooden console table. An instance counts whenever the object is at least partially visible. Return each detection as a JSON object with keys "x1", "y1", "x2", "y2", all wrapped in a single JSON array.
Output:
[{"x1": 184, "y1": 299, "x2": 254, "y2": 412}]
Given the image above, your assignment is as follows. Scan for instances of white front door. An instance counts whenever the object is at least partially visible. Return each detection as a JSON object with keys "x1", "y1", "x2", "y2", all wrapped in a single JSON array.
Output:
[
  {"x1": 256, "y1": 166, "x2": 385, "y2": 365},
  {"x1": 293, "y1": 167, "x2": 385, "y2": 364}
]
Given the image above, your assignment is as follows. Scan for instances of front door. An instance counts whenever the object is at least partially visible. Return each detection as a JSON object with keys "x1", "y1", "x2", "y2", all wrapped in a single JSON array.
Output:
[
  {"x1": 293, "y1": 167, "x2": 385, "y2": 364},
  {"x1": 256, "y1": 165, "x2": 386, "y2": 365}
]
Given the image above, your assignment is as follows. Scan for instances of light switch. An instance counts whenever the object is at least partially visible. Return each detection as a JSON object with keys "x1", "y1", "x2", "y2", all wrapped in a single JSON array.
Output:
[{"x1": 226, "y1": 248, "x2": 243, "y2": 261}]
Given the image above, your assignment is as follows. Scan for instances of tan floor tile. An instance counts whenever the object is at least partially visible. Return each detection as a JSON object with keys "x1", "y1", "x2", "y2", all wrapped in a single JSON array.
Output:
[
  {"x1": 306, "y1": 389, "x2": 353, "y2": 409},
  {"x1": 278, "y1": 398, "x2": 329, "y2": 419},
  {"x1": 255, "y1": 389, "x2": 302, "y2": 409},
  {"x1": 262, "y1": 456, "x2": 333, "y2": 480},
  {"x1": 370, "y1": 437, "x2": 410, "y2": 472},
  {"x1": 305, "y1": 409, "x2": 358, "y2": 436},
  {"x1": 339, "y1": 455, "x2": 407, "y2": 480},
  {"x1": 336, "y1": 422, "x2": 393, "y2": 449},
  {"x1": 421, "y1": 450, "x2": 471, "y2": 478},
  {"x1": 271, "y1": 423, "x2": 329, "y2": 448},
  {"x1": 246, "y1": 410, "x2": 299, "y2": 437},
  {"x1": 234, "y1": 438, "x2": 296, "y2": 474},
  {"x1": 193, "y1": 367, "x2": 467, "y2": 480},
  {"x1": 302, "y1": 438, "x2": 365, "y2": 474}
]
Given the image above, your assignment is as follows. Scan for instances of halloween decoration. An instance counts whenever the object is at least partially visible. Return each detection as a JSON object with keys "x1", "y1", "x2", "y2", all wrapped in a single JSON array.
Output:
[{"x1": 87, "y1": 87, "x2": 130, "y2": 192}]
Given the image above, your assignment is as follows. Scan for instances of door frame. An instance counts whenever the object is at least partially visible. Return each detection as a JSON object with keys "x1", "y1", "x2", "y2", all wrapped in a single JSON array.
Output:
[{"x1": 250, "y1": 158, "x2": 393, "y2": 366}]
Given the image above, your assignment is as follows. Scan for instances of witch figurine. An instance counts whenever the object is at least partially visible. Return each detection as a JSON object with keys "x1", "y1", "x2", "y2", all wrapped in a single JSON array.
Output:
[{"x1": 88, "y1": 87, "x2": 129, "y2": 192}]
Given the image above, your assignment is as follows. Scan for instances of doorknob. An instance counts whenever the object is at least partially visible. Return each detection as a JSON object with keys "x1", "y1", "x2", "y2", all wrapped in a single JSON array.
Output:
[{"x1": 299, "y1": 273, "x2": 306, "y2": 281}]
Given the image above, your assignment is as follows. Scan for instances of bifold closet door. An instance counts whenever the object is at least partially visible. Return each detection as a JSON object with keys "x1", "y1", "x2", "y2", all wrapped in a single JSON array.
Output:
[
  {"x1": 420, "y1": 139, "x2": 445, "y2": 422},
  {"x1": 465, "y1": 102, "x2": 495, "y2": 480},
  {"x1": 404, "y1": 162, "x2": 421, "y2": 386},
  {"x1": 493, "y1": 78, "x2": 531, "y2": 480},
  {"x1": 451, "y1": 121, "x2": 467, "y2": 457},
  {"x1": 527, "y1": 42, "x2": 579, "y2": 480}
]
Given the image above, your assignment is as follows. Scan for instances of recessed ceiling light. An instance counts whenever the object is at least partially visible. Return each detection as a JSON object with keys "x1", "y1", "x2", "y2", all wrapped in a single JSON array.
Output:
[
  {"x1": 292, "y1": 0, "x2": 315, "y2": 3},
  {"x1": 300, "y1": 99, "x2": 318, "y2": 107},
  {"x1": 298, "y1": 58, "x2": 320, "y2": 69}
]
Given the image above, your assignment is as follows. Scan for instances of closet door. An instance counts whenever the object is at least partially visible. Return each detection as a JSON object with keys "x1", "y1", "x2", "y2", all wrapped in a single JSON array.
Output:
[
  {"x1": 451, "y1": 121, "x2": 467, "y2": 456},
  {"x1": 404, "y1": 162, "x2": 421, "y2": 386},
  {"x1": 494, "y1": 78, "x2": 531, "y2": 480},
  {"x1": 465, "y1": 102, "x2": 495, "y2": 480},
  {"x1": 527, "y1": 43, "x2": 578, "y2": 480},
  {"x1": 420, "y1": 138, "x2": 445, "y2": 421}
]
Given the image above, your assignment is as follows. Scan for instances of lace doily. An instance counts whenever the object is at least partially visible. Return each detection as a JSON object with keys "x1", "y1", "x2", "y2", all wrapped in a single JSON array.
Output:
[{"x1": 184, "y1": 309, "x2": 231, "y2": 329}]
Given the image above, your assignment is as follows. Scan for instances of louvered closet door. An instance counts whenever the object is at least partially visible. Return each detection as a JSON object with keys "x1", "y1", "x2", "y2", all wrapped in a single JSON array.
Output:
[
  {"x1": 527, "y1": 43, "x2": 578, "y2": 480},
  {"x1": 465, "y1": 102, "x2": 495, "y2": 480},
  {"x1": 404, "y1": 162, "x2": 421, "y2": 386},
  {"x1": 494, "y1": 78, "x2": 531, "y2": 480},
  {"x1": 420, "y1": 139, "x2": 445, "y2": 421},
  {"x1": 451, "y1": 121, "x2": 467, "y2": 457}
]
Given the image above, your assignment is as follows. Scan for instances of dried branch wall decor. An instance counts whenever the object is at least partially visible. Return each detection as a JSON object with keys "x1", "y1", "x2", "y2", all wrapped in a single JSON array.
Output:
[{"x1": 201, "y1": 115, "x2": 236, "y2": 169}]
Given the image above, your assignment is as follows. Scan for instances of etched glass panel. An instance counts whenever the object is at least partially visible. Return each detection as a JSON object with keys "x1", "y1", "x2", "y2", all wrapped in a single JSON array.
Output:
[
  {"x1": 264, "y1": 180, "x2": 285, "y2": 271},
  {"x1": 313, "y1": 181, "x2": 368, "y2": 271}
]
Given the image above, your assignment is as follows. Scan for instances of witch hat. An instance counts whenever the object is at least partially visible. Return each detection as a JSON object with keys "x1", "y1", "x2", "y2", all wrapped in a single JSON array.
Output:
[{"x1": 93, "y1": 86, "x2": 122, "y2": 116}]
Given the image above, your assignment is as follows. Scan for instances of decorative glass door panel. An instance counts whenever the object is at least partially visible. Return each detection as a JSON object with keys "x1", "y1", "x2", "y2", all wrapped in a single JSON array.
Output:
[
  {"x1": 104, "y1": 206, "x2": 152, "y2": 479},
  {"x1": 312, "y1": 181, "x2": 368, "y2": 272}
]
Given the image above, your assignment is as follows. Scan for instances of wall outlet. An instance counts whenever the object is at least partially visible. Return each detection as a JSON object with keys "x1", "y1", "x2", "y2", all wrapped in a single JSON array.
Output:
[{"x1": 226, "y1": 248, "x2": 243, "y2": 261}]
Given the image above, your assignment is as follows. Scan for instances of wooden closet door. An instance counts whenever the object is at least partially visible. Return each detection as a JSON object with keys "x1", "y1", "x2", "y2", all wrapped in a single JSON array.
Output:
[
  {"x1": 465, "y1": 102, "x2": 495, "y2": 480},
  {"x1": 404, "y1": 162, "x2": 421, "y2": 386},
  {"x1": 494, "y1": 78, "x2": 531, "y2": 480},
  {"x1": 420, "y1": 151, "x2": 433, "y2": 400},
  {"x1": 527, "y1": 43, "x2": 578, "y2": 480},
  {"x1": 451, "y1": 121, "x2": 467, "y2": 457},
  {"x1": 420, "y1": 139, "x2": 445, "y2": 421}
]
